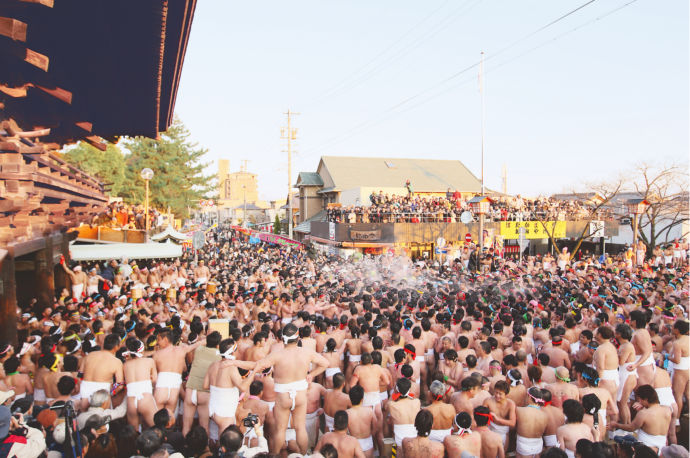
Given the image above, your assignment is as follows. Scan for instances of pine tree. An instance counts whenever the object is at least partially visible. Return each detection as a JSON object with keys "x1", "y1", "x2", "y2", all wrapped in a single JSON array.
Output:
[
  {"x1": 62, "y1": 142, "x2": 126, "y2": 196},
  {"x1": 119, "y1": 117, "x2": 214, "y2": 216},
  {"x1": 273, "y1": 214, "x2": 282, "y2": 234}
]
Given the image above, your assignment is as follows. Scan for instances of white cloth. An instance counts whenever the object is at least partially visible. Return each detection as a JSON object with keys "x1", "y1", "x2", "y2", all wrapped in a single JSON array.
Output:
[
  {"x1": 189, "y1": 389, "x2": 198, "y2": 406},
  {"x1": 428, "y1": 428, "x2": 451, "y2": 443},
  {"x1": 617, "y1": 364, "x2": 637, "y2": 401},
  {"x1": 600, "y1": 369, "x2": 619, "y2": 385},
  {"x1": 544, "y1": 434, "x2": 558, "y2": 447},
  {"x1": 565, "y1": 448, "x2": 576, "y2": 458},
  {"x1": 637, "y1": 429, "x2": 666, "y2": 451},
  {"x1": 79, "y1": 380, "x2": 111, "y2": 401},
  {"x1": 281, "y1": 317, "x2": 293, "y2": 325},
  {"x1": 127, "y1": 380, "x2": 153, "y2": 408},
  {"x1": 305, "y1": 409, "x2": 320, "y2": 445},
  {"x1": 516, "y1": 434, "x2": 543, "y2": 456},
  {"x1": 209, "y1": 385, "x2": 239, "y2": 418},
  {"x1": 349, "y1": 354, "x2": 361, "y2": 362},
  {"x1": 362, "y1": 391, "x2": 380, "y2": 408},
  {"x1": 72, "y1": 283, "x2": 84, "y2": 299},
  {"x1": 635, "y1": 354, "x2": 655, "y2": 367},
  {"x1": 325, "y1": 367, "x2": 341, "y2": 378},
  {"x1": 674, "y1": 356, "x2": 689, "y2": 370},
  {"x1": 393, "y1": 423, "x2": 417, "y2": 447},
  {"x1": 34, "y1": 388, "x2": 46, "y2": 402},
  {"x1": 489, "y1": 423, "x2": 509, "y2": 444},
  {"x1": 156, "y1": 372, "x2": 182, "y2": 389},
  {"x1": 379, "y1": 391, "x2": 388, "y2": 402},
  {"x1": 357, "y1": 436, "x2": 374, "y2": 451},
  {"x1": 324, "y1": 413, "x2": 334, "y2": 432},
  {"x1": 656, "y1": 386, "x2": 676, "y2": 407},
  {"x1": 274, "y1": 379, "x2": 308, "y2": 411}
]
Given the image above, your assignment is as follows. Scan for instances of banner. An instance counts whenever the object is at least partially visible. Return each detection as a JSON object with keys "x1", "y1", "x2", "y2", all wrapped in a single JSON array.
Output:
[
  {"x1": 350, "y1": 229, "x2": 381, "y2": 241},
  {"x1": 499, "y1": 221, "x2": 566, "y2": 239}
]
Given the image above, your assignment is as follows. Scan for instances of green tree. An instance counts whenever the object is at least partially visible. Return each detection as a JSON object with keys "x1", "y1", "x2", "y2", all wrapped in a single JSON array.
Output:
[
  {"x1": 119, "y1": 117, "x2": 214, "y2": 217},
  {"x1": 62, "y1": 142, "x2": 126, "y2": 196},
  {"x1": 273, "y1": 214, "x2": 282, "y2": 234}
]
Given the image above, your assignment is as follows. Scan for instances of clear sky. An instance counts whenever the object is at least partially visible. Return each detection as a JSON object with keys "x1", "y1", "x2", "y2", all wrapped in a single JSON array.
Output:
[{"x1": 173, "y1": 0, "x2": 688, "y2": 201}]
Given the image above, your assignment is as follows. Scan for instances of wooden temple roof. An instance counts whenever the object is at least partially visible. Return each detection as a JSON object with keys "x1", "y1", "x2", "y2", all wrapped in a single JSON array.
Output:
[
  {"x1": 0, "y1": 0, "x2": 197, "y2": 147},
  {"x1": 0, "y1": 0, "x2": 197, "y2": 250}
]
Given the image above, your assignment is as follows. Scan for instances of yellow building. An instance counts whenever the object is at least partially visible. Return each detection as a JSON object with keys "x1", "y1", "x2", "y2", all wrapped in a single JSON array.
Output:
[{"x1": 217, "y1": 159, "x2": 259, "y2": 205}]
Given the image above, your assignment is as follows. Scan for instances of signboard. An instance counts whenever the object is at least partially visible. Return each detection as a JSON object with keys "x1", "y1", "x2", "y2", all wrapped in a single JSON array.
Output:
[
  {"x1": 465, "y1": 233, "x2": 472, "y2": 243},
  {"x1": 460, "y1": 211, "x2": 473, "y2": 224},
  {"x1": 328, "y1": 222, "x2": 336, "y2": 241},
  {"x1": 434, "y1": 248, "x2": 448, "y2": 254},
  {"x1": 589, "y1": 220, "x2": 605, "y2": 238},
  {"x1": 518, "y1": 227, "x2": 528, "y2": 250},
  {"x1": 192, "y1": 231, "x2": 205, "y2": 249},
  {"x1": 499, "y1": 221, "x2": 566, "y2": 239},
  {"x1": 350, "y1": 229, "x2": 381, "y2": 241},
  {"x1": 436, "y1": 237, "x2": 446, "y2": 248},
  {"x1": 208, "y1": 319, "x2": 229, "y2": 339},
  {"x1": 256, "y1": 232, "x2": 303, "y2": 249}
]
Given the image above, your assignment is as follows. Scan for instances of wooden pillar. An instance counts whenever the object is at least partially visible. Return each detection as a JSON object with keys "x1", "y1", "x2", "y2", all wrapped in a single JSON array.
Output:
[
  {"x1": 0, "y1": 251, "x2": 17, "y2": 345},
  {"x1": 35, "y1": 236, "x2": 54, "y2": 311}
]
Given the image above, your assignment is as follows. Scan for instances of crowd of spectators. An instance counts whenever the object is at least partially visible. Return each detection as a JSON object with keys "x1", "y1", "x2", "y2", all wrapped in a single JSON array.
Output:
[
  {"x1": 326, "y1": 191, "x2": 615, "y2": 224},
  {"x1": 90, "y1": 202, "x2": 163, "y2": 230}
]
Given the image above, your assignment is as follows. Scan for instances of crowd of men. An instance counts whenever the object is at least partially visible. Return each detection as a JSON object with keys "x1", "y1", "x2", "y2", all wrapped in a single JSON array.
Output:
[
  {"x1": 326, "y1": 192, "x2": 614, "y2": 224},
  {"x1": 91, "y1": 202, "x2": 163, "y2": 231},
  {"x1": 0, "y1": 224, "x2": 688, "y2": 458}
]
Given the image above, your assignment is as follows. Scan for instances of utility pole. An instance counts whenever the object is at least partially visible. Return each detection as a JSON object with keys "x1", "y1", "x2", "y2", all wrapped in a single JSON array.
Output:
[
  {"x1": 281, "y1": 110, "x2": 299, "y2": 239},
  {"x1": 501, "y1": 164, "x2": 507, "y2": 195},
  {"x1": 479, "y1": 51, "x2": 486, "y2": 253}
]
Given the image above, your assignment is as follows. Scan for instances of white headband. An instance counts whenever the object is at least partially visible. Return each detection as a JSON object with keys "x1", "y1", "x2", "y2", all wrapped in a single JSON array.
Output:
[{"x1": 219, "y1": 343, "x2": 237, "y2": 360}]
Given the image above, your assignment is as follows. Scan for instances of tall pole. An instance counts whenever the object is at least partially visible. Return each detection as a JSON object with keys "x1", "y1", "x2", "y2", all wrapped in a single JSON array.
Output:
[
  {"x1": 479, "y1": 51, "x2": 485, "y2": 257},
  {"x1": 243, "y1": 185, "x2": 247, "y2": 228},
  {"x1": 283, "y1": 110, "x2": 299, "y2": 239},
  {"x1": 632, "y1": 213, "x2": 638, "y2": 252},
  {"x1": 145, "y1": 179, "x2": 150, "y2": 241}
]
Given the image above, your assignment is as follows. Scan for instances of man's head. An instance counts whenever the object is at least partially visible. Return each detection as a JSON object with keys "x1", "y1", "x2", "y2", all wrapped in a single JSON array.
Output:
[
  {"x1": 494, "y1": 381, "x2": 510, "y2": 402},
  {"x1": 474, "y1": 406, "x2": 492, "y2": 427},
  {"x1": 461, "y1": 376, "x2": 479, "y2": 397},
  {"x1": 563, "y1": 399, "x2": 585, "y2": 423},
  {"x1": 349, "y1": 385, "x2": 364, "y2": 406},
  {"x1": 635, "y1": 385, "x2": 659, "y2": 407},
  {"x1": 333, "y1": 410, "x2": 348, "y2": 432},
  {"x1": 218, "y1": 424, "x2": 243, "y2": 453},
  {"x1": 414, "y1": 409, "x2": 433, "y2": 437}
]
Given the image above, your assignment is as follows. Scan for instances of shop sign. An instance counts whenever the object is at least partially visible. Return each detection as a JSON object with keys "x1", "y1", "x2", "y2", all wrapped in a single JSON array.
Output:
[
  {"x1": 499, "y1": 221, "x2": 566, "y2": 239},
  {"x1": 350, "y1": 229, "x2": 381, "y2": 241}
]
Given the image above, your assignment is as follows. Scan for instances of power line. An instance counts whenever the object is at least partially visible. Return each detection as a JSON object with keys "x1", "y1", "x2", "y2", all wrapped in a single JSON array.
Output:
[{"x1": 299, "y1": 0, "x2": 641, "y2": 157}]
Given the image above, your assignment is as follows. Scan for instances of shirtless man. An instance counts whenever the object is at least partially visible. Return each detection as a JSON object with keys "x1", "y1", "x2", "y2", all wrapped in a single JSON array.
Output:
[
  {"x1": 205, "y1": 338, "x2": 255, "y2": 434},
  {"x1": 386, "y1": 378, "x2": 421, "y2": 458},
  {"x1": 425, "y1": 381, "x2": 455, "y2": 443},
  {"x1": 593, "y1": 326, "x2": 619, "y2": 401},
  {"x1": 669, "y1": 320, "x2": 689, "y2": 416},
  {"x1": 314, "y1": 410, "x2": 365, "y2": 458},
  {"x1": 245, "y1": 332, "x2": 269, "y2": 362},
  {"x1": 79, "y1": 334, "x2": 124, "y2": 411},
  {"x1": 541, "y1": 335, "x2": 571, "y2": 369},
  {"x1": 615, "y1": 324, "x2": 637, "y2": 424},
  {"x1": 2, "y1": 357, "x2": 33, "y2": 400},
  {"x1": 402, "y1": 410, "x2": 444, "y2": 458},
  {"x1": 627, "y1": 309, "x2": 655, "y2": 386},
  {"x1": 40, "y1": 354, "x2": 71, "y2": 404},
  {"x1": 193, "y1": 260, "x2": 210, "y2": 284},
  {"x1": 61, "y1": 259, "x2": 88, "y2": 300},
  {"x1": 444, "y1": 412, "x2": 482, "y2": 458},
  {"x1": 515, "y1": 387, "x2": 548, "y2": 458},
  {"x1": 346, "y1": 385, "x2": 376, "y2": 458},
  {"x1": 483, "y1": 380, "x2": 516, "y2": 448},
  {"x1": 153, "y1": 328, "x2": 203, "y2": 414},
  {"x1": 451, "y1": 376, "x2": 479, "y2": 416},
  {"x1": 254, "y1": 323, "x2": 328, "y2": 455},
  {"x1": 506, "y1": 369, "x2": 527, "y2": 406},
  {"x1": 350, "y1": 352, "x2": 390, "y2": 453},
  {"x1": 473, "y1": 406, "x2": 505, "y2": 458},
  {"x1": 577, "y1": 366, "x2": 617, "y2": 431},
  {"x1": 438, "y1": 349, "x2": 463, "y2": 390},
  {"x1": 609, "y1": 385, "x2": 672, "y2": 453},
  {"x1": 323, "y1": 373, "x2": 351, "y2": 433},
  {"x1": 547, "y1": 366, "x2": 579, "y2": 408},
  {"x1": 304, "y1": 380, "x2": 327, "y2": 451},
  {"x1": 123, "y1": 337, "x2": 157, "y2": 429},
  {"x1": 541, "y1": 389, "x2": 565, "y2": 448}
]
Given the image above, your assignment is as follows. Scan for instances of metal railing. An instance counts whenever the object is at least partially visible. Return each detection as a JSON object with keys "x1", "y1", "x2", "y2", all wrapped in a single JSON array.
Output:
[{"x1": 326, "y1": 209, "x2": 616, "y2": 224}]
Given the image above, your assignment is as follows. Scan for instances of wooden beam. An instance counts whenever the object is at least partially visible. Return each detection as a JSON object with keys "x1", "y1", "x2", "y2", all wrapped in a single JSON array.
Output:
[
  {"x1": 15, "y1": 128, "x2": 50, "y2": 138},
  {"x1": 34, "y1": 85, "x2": 72, "y2": 104},
  {"x1": 0, "y1": 84, "x2": 28, "y2": 98},
  {"x1": 85, "y1": 136, "x2": 106, "y2": 151},
  {"x1": 75, "y1": 121, "x2": 92, "y2": 132},
  {"x1": 24, "y1": 48, "x2": 49, "y2": 71},
  {"x1": 0, "y1": 17, "x2": 27, "y2": 42},
  {"x1": 18, "y1": 0, "x2": 54, "y2": 6}
]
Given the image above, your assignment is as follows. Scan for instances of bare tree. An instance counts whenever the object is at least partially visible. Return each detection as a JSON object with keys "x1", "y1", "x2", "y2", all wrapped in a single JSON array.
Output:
[
  {"x1": 630, "y1": 162, "x2": 689, "y2": 252},
  {"x1": 538, "y1": 179, "x2": 623, "y2": 260}
]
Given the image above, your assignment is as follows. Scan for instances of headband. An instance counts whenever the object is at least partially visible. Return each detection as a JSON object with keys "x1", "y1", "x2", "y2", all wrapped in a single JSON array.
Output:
[
  {"x1": 475, "y1": 412, "x2": 493, "y2": 424},
  {"x1": 454, "y1": 416, "x2": 471, "y2": 436},
  {"x1": 507, "y1": 372, "x2": 522, "y2": 386},
  {"x1": 50, "y1": 354, "x2": 61, "y2": 372},
  {"x1": 66, "y1": 340, "x2": 82, "y2": 355},
  {"x1": 404, "y1": 348, "x2": 416, "y2": 360},
  {"x1": 283, "y1": 333, "x2": 299, "y2": 345},
  {"x1": 555, "y1": 372, "x2": 570, "y2": 383},
  {"x1": 527, "y1": 390, "x2": 544, "y2": 404},
  {"x1": 125, "y1": 341, "x2": 145, "y2": 358},
  {"x1": 219, "y1": 343, "x2": 237, "y2": 360}
]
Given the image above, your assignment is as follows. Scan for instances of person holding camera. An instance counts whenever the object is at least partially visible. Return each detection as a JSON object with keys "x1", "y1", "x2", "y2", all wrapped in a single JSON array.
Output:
[
  {"x1": 216, "y1": 421, "x2": 268, "y2": 458},
  {"x1": 0, "y1": 407, "x2": 47, "y2": 457}
]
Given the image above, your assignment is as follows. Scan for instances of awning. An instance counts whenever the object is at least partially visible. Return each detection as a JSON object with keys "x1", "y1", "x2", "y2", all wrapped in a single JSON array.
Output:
[
  {"x1": 150, "y1": 225, "x2": 192, "y2": 243},
  {"x1": 70, "y1": 242, "x2": 182, "y2": 261}
]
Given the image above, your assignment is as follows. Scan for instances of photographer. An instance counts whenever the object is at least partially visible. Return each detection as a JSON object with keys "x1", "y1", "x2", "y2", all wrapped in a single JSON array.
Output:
[
  {"x1": 0, "y1": 406, "x2": 47, "y2": 457},
  {"x1": 216, "y1": 416, "x2": 268, "y2": 458}
]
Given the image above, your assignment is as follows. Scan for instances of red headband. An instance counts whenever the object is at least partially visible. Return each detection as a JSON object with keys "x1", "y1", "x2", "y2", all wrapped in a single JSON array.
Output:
[
  {"x1": 404, "y1": 348, "x2": 416, "y2": 360},
  {"x1": 475, "y1": 412, "x2": 493, "y2": 424}
]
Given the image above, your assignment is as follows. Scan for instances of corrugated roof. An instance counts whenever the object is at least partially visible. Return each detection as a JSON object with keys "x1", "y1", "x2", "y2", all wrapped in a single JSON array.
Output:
[
  {"x1": 319, "y1": 156, "x2": 482, "y2": 192},
  {"x1": 295, "y1": 210, "x2": 327, "y2": 233},
  {"x1": 296, "y1": 172, "x2": 324, "y2": 187}
]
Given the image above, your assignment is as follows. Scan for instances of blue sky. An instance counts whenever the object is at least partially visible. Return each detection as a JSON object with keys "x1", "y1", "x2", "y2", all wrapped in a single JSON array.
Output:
[{"x1": 174, "y1": 0, "x2": 688, "y2": 201}]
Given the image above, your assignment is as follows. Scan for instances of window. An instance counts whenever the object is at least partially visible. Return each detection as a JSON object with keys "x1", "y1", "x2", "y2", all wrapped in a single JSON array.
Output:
[{"x1": 385, "y1": 161, "x2": 396, "y2": 168}]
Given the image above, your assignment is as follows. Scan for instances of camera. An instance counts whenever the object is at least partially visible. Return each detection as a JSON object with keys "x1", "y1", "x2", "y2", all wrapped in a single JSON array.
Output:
[{"x1": 242, "y1": 413, "x2": 259, "y2": 428}]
